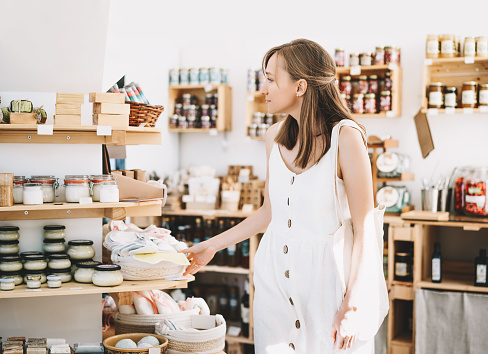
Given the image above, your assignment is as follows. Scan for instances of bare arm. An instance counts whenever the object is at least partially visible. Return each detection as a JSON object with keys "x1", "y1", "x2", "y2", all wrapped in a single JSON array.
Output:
[{"x1": 181, "y1": 122, "x2": 279, "y2": 275}]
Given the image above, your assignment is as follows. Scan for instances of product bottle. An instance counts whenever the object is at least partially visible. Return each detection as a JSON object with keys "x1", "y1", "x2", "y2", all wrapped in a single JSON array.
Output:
[
  {"x1": 219, "y1": 278, "x2": 229, "y2": 319},
  {"x1": 193, "y1": 217, "x2": 202, "y2": 245},
  {"x1": 474, "y1": 249, "x2": 488, "y2": 287},
  {"x1": 226, "y1": 219, "x2": 238, "y2": 267},
  {"x1": 241, "y1": 239, "x2": 250, "y2": 269},
  {"x1": 241, "y1": 279, "x2": 250, "y2": 337},
  {"x1": 215, "y1": 219, "x2": 227, "y2": 266},
  {"x1": 205, "y1": 219, "x2": 215, "y2": 265},
  {"x1": 229, "y1": 278, "x2": 240, "y2": 322},
  {"x1": 431, "y1": 242, "x2": 442, "y2": 283}
]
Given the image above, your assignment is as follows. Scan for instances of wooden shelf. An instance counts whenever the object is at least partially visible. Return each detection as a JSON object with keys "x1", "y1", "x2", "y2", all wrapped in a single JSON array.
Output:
[
  {"x1": 391, "y1": 332, "x2": 413, "y2": 346},
  {"x1": 225, "y1": 335, "x2": 254, "y2": 345},
  {"x1": 421, "y1": 107, "x2": 488, "y2": 115},
  {"x1": 201, "y1": 265, "x2": 250, "y2": 275},
  {"x1": 0, "y1": 200, "x2": 163, "y2": 221},
  {"x1": 417, "y1": 273, "x2": 488, "y2": 294},
  {"x1": 403, "y1": 218, "x2": 488, "y2": 230},
  {"x1": 424, "y1": 56, "x2": 488, "y2": 66},
  {"x1": 0, "y1": 125, "x2": 161, "y2": 145},
  {"x1": 163, "y1": 208, "x2": 253, "y2": 219},
  {"x1": 0, "y1": 277, "x2": 193, "y2": 299}
]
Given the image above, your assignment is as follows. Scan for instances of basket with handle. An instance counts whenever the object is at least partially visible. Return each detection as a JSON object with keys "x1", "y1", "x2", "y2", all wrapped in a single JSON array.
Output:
[{"x1": 127, "y1": 101, "x2": 164, "y2": 127}]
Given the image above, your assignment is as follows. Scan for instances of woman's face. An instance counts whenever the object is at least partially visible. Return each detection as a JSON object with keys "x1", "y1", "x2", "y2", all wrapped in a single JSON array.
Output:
[{"x1": 261, "y1": 54, "x2": 301, "y2": 117}]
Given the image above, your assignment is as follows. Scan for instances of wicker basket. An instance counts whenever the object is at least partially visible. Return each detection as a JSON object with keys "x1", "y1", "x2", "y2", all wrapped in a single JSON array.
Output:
[
  {"x1": 127, "y1": 101, "x2": 164, "y2": 127},
  {"x1": 103, "y1": 333, "x2": 168, "y2": 354},
  {"x1": 113, "y1": 256, "x2": 186, "y2": 281}
]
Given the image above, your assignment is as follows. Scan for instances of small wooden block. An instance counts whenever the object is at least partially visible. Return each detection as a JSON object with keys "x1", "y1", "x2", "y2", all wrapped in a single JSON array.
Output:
[
  {"x1": 93, "y1": 102, "x2": 130, "y2": 115},
  {"x1": 93, "y1": 114, "x2": 129, "y2": 128},
  {"x1": 89, "y1": 92, "x2": 125, "y2": 104},
  {"x1": 10, "y1": 113, "x2": 37, "y2": 124},
  {"x1": 56, "y1": 93, "x2": 84, "y2": 104},
  {"x1": 56, "y1": 104, "x2": 81, "y2": 115},
  {"x1": 401, "y1": 210, "x2": 449, "y2": 221},
  {"x1": 54, "y1": 115, "x2": 82, "y2": 125}
]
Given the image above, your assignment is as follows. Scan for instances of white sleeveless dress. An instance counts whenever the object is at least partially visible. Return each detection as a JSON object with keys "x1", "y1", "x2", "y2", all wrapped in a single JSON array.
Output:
[{"x1": 253, "y1": 120, "x2": 374, "y2": 354}]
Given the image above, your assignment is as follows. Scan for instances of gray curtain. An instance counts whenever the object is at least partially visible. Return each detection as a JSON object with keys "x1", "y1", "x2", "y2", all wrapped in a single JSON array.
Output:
[{"x1": 374, "y1": 314, "x2": 387, "y2": 354}]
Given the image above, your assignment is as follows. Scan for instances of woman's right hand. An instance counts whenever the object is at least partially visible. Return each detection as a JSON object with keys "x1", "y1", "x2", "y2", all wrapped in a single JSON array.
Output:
[{"x1": 179, "y1": 240, "x2": 217, "y2": 276}]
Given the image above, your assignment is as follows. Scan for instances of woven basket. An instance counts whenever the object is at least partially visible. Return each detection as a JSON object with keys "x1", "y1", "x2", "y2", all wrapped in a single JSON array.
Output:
[
  {"x1": 127, "y1": 101, "x2": 164, "y2": 127},
  {"x1": 103, "y1": 333, "x2": 168, "y2": 354},
  {"x1": 113, "y1": 256, "x2": 186, "y2": 281}
]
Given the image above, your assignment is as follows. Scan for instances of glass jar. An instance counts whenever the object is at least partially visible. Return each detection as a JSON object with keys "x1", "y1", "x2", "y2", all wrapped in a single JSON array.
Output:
[
  {"x1": 479, "y1": 84, "x2": 488, "y2": 106},
  {"x1": 476, "y1": 36, "x2": 488, "y2": 57},
  {"x1": 451, "y1": 167, "x2": 473, "y2": 214},
  {"x1": 0, "y1": 226, "x2": 20, "y2": 241},
  {"x1": 385, "y1": 46, "x2": 400, "y2": 64},
  {"x1": 0, "y1": 240, "x2": 20, "y2": 255},
  {"x1": 47, "y1": 274, "x2": 62, "y2": 288},
  {"x1": 20, "y1": 251, "x2": 43, "y2": 260},
  {"x1": 178, "y1": 115, "x2": 188, "y2": 129},
  {"x1": 364, "y1": 94, "x2": 377, "y2": 114},
  {"x1": 394, "y1": 252, "x2": 413, "y2": 282},
  {"x1": 340, "y1": 76, "x2": 352, "y2": 95},
  {"x1": 455, "y1": 35, "x2": 462, "y2": 57},
  {"x1": 201, "y1": 115, "x2": 211, "y2": 129},
  {"x1": 99, "y1": 181, "x2": 119, "y2": 203},
  {"x1": 179, "y1": 69, "x2": 189, "y2": 85},
  {"x1": 265, "y1": 113, "x2": 274, "y2": 125},
  {"x1": 24, "y1": 270, "x2": 47, "y2": 284},
  {"x1": 334, "y1": 48, "x2": 345, "y2": 67},
  {"x1": 74, "y1": 260, "x2": 101, "y2": 283},
  {"x1": 444, "y1": 87, "x2": 458, "y2": 108},
  {"x1": 352, "y1": 94, "x2": 364, "y2": 114},
  {"x1": 48, "y1": 268, "x2": 72, "y2": 283},
  {"x1": 89, "y1": 175, "x2": 114, "y2": 202},
  {"x1": 464, "y1": 37, "x2": 476, "y2": 57},
  {"x1": 462, "y1": 81, "x2": 478, "y2": 108},
  {"x1": 341, "y1": 94, "x2": 352, "y2": 111},
  {"x1": 359, "y1": 52, "x2": 373, "y2": 66},
  {"x1": 376, "y1": 152, "x2": 409, "y2": 178},
  {"x1": 384, "y1": 72, "x2": 392, "y2": 91},
  {"x1": 349, "y1": 53, "x2": 360, "y2": 67},
  {"x1": 0, "y1": 277, "x2": 15, "y2": 291},
  {"x1": 426, "y1": 34, "x2": 439, "y2": 58},
  {"x1": 440, "y1": 34, "x2": 455, "y2": 58},
  {"x1": 29, "y1": 176, "x2": 57, "y2": 203},
  {"x1": 428, "y1": 82, "x2": 446, "y2": 108},
  {"x1": 464, "y1": 168, "x2": 488, "y2": 216},
  {"x1": 92, "y1": 264, "x2": 124, "y2": 287},
  {"x1": 169, "y1": 114, "x2": 179, "y2": 128},
  {"x1": 358, "y1": 75, "x2": 369, "y2": 94},
  {"x1": 380, "y1": 91, "x2": 392, "y2": 111},
  {"x1": 205, "y1": 93, "x2": 213, "y2": 105},
  {"x1": 43, "y1": 239, "x2": 66, "y2": 254},
  {"x1": 13, "y1": 176, "x2": 27, "y2": 204},
  {"x1": 377, "y1": 186, "x2": 410, "y2": 214},
  {"x1": 248, "y1": 124, "x2": 258, "y2": 137},
  {"x1": 257, "y1": 124, "x2": 269, "y2": 136},
  {"x1": 23, "y1": 183, "x2": 43, "y2": 205},
  {"x1": 374, "y1": 47, "x2": 385, "y2": 64},
  {"x1": 64, "y1": 175, "x2": 90, "y2": 203},
  {"x1": 252, "y1": 112, "x2": 264, "y2": 125},
  {"x1": 67, "y1": 240, "x2": 95, "y2": 261},
  {"x1": 43, "y1": 225, "x2": 66, "y2": 240},
  {"x1": 182, "y1": 93, "x2": 192, "y2": 106},
  {"x1": 0, "y1": 271, "x2": 23, "y2": 285},
  {"x1": 47, "y1": 253, "x2": 71, "y2": 270},
  {"x1": 174, "y1": 103, "x2": 183, "y2": 116},
  {"x1": 23, "y1": 254, "x2": 47, "y2": 271},
  {"x1": 0, "y1": 255, "x2": 23, "y2": 272},
  {"x1": 368, "y1": 75, "x2": 379, "y2": 94}
]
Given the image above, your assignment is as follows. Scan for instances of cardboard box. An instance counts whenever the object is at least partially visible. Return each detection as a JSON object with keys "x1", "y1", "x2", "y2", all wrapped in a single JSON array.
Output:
[
  {"x1": 132, "y1": 169, "x2": 147, "y2": 182},
  {"x1": 122, "y1": 170, "x2": 135, "y2": 179},
  {"x1": 117, "y1": 174, "x2": 166, "y2": 201},
  {"x1": 10, "y1": 113, "x2": 37, "y2": 124},
  {"x1": 55, "y1": 104, "x2": 81, "y2": 115},
  {"x1": 93, "y1": 102, "x2": 130, "y2": 115},
  {"x1": 54, "y1": 115, "x2": 81, "y2": 125},
  {"x1": 93, "y1": 114, "x2": 129, "y2": 128},
  {"x1": 89, "y1": 92, "x2": 125, "y2": 104},
  {"x1": 56, "y1": 93, "x2": 84, "y2": 104}
]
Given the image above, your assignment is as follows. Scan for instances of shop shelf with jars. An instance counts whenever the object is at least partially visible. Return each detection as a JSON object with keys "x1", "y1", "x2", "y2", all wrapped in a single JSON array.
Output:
[
  {"x1": 244, "y1": 91, "x2": 286, "y2": 140},
  {"x1": 168, "y1": 84, "x2": 232, "y2": 132}
]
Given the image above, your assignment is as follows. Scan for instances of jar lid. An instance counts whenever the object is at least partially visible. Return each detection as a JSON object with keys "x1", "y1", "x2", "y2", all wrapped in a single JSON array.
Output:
[
  {"x1": 47, "y1": 275, "x2": 61, "y2": 281},
  {"x1": 446, "y1": 87, "x2": 457, "y2": 92},
  {"x1": 342, "y1": 76, "x2": 351, "y2": 81},
  {"x1": 100, "y1": 181, "x2": 118, "y2": 186},
  {"x1": 381, "y1": 91, "x2": 391, "y2": 95},
  {"x1": 376, "y1": 46, "x2": 385, "y2": 50},
  {"x1": 26, "y1": 274, "x2": 41, "y2": 281},
  {"x1": 64, "y1": 175, "x2": 90, "y2": 183},
  {"x1": 249, "y1": 124, "x2": 258, "y2": 128},
  {"x1": 95, "y1": 264, "x2": 121, "y2": 272},
  {"x1": 175, "y1": 103, "x2": 183, "y2": 107},
  {"x1": 0, "y1": 270, "x2": 22, "y2": 276},
  {"x1": 201, "y1": 115, "x2": 210, "y2": 121},
  {"x1": 43, "y1": 238, "x2": 66, "y2": 244},
  {"x1": 24, "y1": 269, "x2": 46, "y2": 275},
  {"x1": 0, "y1": 277, "x2": 15, "y2": 283},
  {"x1": 361, "y1": 52, "x2": 372, "y2": 56},
  {"x1": 201, "y1": 104, "x2": 209, "y2": 109},
  {"x1": 90, "y1": 175, "x2": 114, "y2": 183},
  {"x1": 68, "y1": 240, "x2": 94, "y2": 246},
  {"x1": 0, "y1": 226, "x2": 20, "y2": 232},
  {"x1": 429, "y1": 82, "x2": 445, "y2": 87},
  {"x1": 463, "y1": 81, "x2": 479, "y2": 86},
  {"x1": 76, "y1": 260, "x2": 102, "y2": 269},
  {"x1": 24, "y1": 183, "x2": 42, "y2": 188},
  {"x1": 48, "y1": 253, "x2": 70, "y2": 260},
  {"x1": 23, "y1": 254, "x2": 46, "y2": 261},
  {"x1": 359, "y1": 75, "x2": 368, "y2": 80},
  {"x1": 13, "y1": 176, "x2": 27, "y2": 183},
  {"x1": 0, "y1": 240, "x2": 19, "y2": 245},
  {"x1": 48, "y1": 267, "x2": 72, "y2": 274},
  {"x1": 0, "y1": 255, "x2": 21, "y2": 262},
  {"x1": 353, "y1": 94, "x2": 363, "y2": 98},
  {"x1": 20, "y1": 251, "x2": 43, "y2": 258},
  {"x1": 43, "y1": 225, "x2": 66, "y2": 231},
  {"x1": 369, "y1": 75, "x2": 378, "y2": 80},
  {"x1": 396, "y1": 252, "x2": 411, "y2": 256},
  {"x1": 335, "y1": 48, "x2": 345, "y2": 51},
  {"x1": 365, "y1": 94, "x2": 376, "y2": 99},
  {"x1": 30, "y1": 176, "x2": 56, "y2": 182},
  {"x1": 210, "y1": 105, "x2": 216, "y2": 108}
]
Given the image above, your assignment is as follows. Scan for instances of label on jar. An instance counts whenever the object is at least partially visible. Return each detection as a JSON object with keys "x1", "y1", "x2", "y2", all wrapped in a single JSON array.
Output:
[
  {"x1": 395, "y1": 262, "x2": 408, "y2": 277},
  {"x1": 466, "y1": 195, "x2": 486, "y2": 208},
  {"x1": 441, "y1": 40, "x2": 454, "y2": 54},
  {"x1": 432, "y1": 258, "x2": 441, "y2": 281},
  {"x1": 465, "y1": 42, "x2": 476, "y2": 57},
  {"x1": 477, "y1": 41, "x2": 488, "y2": 55},
  {"x1": 377, "y1": 152, "x2": 399, "y2": 173},
  {"x1": 444, "y1": 93, "x2": 457, "y2": 107},
  {"x1": 429, "y1": 92, "x2": 443, "y2": 106},
  {"x1": 479, "y1": 90, "x2": 488, "y2": 105},
  {"x1": 376, "y1": 187, "x2": 400, "y2": 208},
  {"x1": 426, "y1": 40, "x2": 439, "y2": 54},
  {"x1": 476, "y1": 264, "x2": 487, "y2": 283},
  {"x1": 462, "y1": 90, "x2": 476, "y2": 105}
]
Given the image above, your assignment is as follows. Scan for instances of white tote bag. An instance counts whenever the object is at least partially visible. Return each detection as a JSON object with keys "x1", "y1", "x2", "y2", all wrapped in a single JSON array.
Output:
[{"x1": 330, "y1": 120, "x2": 389, "y2": 340}]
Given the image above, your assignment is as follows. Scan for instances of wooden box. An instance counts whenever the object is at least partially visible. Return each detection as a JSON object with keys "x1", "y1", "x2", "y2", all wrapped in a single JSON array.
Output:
[
  {"x1": 89, "y1": 92, "x2": 125, "y2": 104},
  {"x1": 55, "y1": 104, "x2": 81, "y2": 115},
  {"x1": 54, "y1": 115, "x2": 81, "y2": 126},
  {"x1": 10, "y1": 113, "x2": 37, "y2": 124},
  {"x1": 93, "y1": 114, "x2": 129, "y2": 128},
  {"x1": 93, "y1": 102, "x2": 130, "y2": 115},
  {"x1": 56, "y1": 93, "x2": 84, "y2": 104}
]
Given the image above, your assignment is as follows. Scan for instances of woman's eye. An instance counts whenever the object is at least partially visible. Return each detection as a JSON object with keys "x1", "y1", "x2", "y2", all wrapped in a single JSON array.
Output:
[{"x1": 267, "y1": 78, "x2": 273, "y2": 83}]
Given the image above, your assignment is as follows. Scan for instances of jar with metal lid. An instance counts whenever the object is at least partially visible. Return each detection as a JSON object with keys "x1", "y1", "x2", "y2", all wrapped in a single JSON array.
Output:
[
  {"x1": 376, "y1": 185, "x2": 410, "y2": 214},
  {"x1": 92, "y1": 264, "x2": 124, "y2": 287},
  {"x1": 20, "y1": 251, "x2": 43, "y2": 260},
  {"x1": 99, "y1": 181, "x2": 119, "y2": 203},
  {"x1": 182, "y1": 93, "x2": 192, "y2": 106},
  {"x1": 476, "y1": 36, "x2": 488, "y2": 57},
  {"x1": 252, "y1": 112, "x2": 264, "y2": 125},
  {"x1": 47, "y1": 268, "x2": 72, "y2": 283},
  {"x1": 464, "y1": 37, "x2": 476, "y2": 57},
  {"x1": 385, "y1": 46, "x2": 400, "y2": 64},
  {"x1": 0, "y1": 271, "x2": 23, "y2": 285},
  {"x1": 64, "y1": 175, "x2": 90, "y2": 203},
  {"x1": 201, "y1": 104, "x2": 210, "y2": 117},
  {"x1": 74, "y1": 260, "x2": 101, "y2": 283},
  {"x1": 198, "y1": 68, "x2": 210, "y2": 85},
  {"x1": 201, "y1": 115, "x2": 211, "y2": 129},
  {"x1": 464, "y1": 168, "x2": 488, "y2": 216},
  {"x1": 352, "y1": 94, "x2": 364, "y2": 114},
  {"x1": 360, "y1": 53, "x2": 373, "y2": 66},
  {"x1": 394, "y1": 251, "x2": 413, "y2": 281},
  {"x1": 440, "y1": 34, "x2": 455, "y2": 58},
  {"x1": 209, "y1": 67, "x2": 222, "y2": 84},
  {"x1": 375, "y1": 47, "x2": 385, "y2": 64},
  {"x1": 23, "y1": 183, "x2": 43, "y2": 205},
  {"x1": 248, "y1": 124, "x2": 258, "y2": 137},
  {"x1": 29, "y1": 176, "x2": 58, "y2": 203},
  {"x1": 340, "y1": 76, "x2": 352, "y2": 95},
  {"x1": 349, "y1": 53, "x2": 360, "y2": 67},
  {"x1": 0, "y1": 240, "x2": 20, "y2": 255},
  {"x1": 0, "y1": 255, "x2": 23, "y2": 272},
  {"x1": 380, "y1": 91, "x2": 392, "y2": 111},
  {"x1": 23, "y1": 254, "x2": 47, "y2": 271},
  {"x1": 368, "y1": 75, "x2": 379, "y2": 94},
  {"x1": 189, "y1": 68, "x2": 199, "y2": 85},
  {"x1": 26, "y1": 275, "x2": 42, "y2": 288},
  {"x1": 257, "y1": 124, "x2": 269, "y2": 136},
  {"x1": 43, "y1": 239, "x2": 66, "y2": 254},
  {"x1": 462, "y1": 81, "x2": 478, "y2": 108},
  {"x1": 89, "y1": 175, "x2": 114, "y2": 202},
  {"x1": 24, "y1": 270, "x2": 47, "y2": 284},
  {"x1": 47, "y1": 274, "x2": 62, "y2": 288},
  {"x1": 210, "y1": 104, "x2": 218, "y2": 117},
  {"x1": 426, "y1": 34, "x2": 439, "y2": 58},
  {"x1": 364, "y1": 94, "x2": 377, "y2": 114},
  {"x1": 428, "y1": 82, "x2": 446, "y2": 108},
  {"x1": 479, "y1": 84, "x2": 488, "y2": 106},
  {"x1": 175, "y1": 103, "x2": 183, "y2": 116},
  {"x1": 340, "y1": 94, "x2": 352, "y2": 111},
  {"x1": 335, "y1": 48, "x2": 345, "y2": 67},
  {"x1": 444, "y1": 87, "x2": 458, "y2": 108},
  {"x1": 213, "y1": 93, "x2": 219, "y2": 106},
  {"x1": 358, "y1": 75, "x2": 369, "y2": 94},
  {"x1": 13, "y1": 176, "x2": 27, "y2": 204},
  {"x1": 265, "y1": 113, "x2": 274, "y2": 125},
  {"x1": 169, "y1": 114, "x2": 179, "y2": 128},
  {"x1": 67, "y1": 240, "x2": 95, "y2": 261},
  {"x1": 43, "y1": 225, "x2": 66, "y2": 240},
  {"x1": 0, "y1": 277, "x2": 15, "y2": 291},
  {"x1": 47, "y1": 253, "x2": 71, "y2": 270},
  {"x1": 178, "y1": 115, "x2": 188, "y2": 129},
  {"x1": 384, "y1": 72, "x2": 392, "y2": 91},
  {"x1": 205, "y1": 93, "x2": 213, "y2": 105},
  {"x1": 0, "y1": 226, "x2": 20, "y2": 241}
]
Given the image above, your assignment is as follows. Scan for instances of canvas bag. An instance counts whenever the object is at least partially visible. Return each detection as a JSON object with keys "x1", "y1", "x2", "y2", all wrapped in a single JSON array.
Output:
[{"x1": 330, "y1": 120, "x2": 389, "y2": 340}]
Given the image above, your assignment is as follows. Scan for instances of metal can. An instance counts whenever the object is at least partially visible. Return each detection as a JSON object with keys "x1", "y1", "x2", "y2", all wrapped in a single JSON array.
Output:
[
  {"x1": 375, "y1": 47, "x2": 385, "y2": 64},
  {"x1": 340, "y1": 76, "x2": 352, "y2": 95},
  {"x1": 380, "y1": 91, "x2": 392, "y2": 111},
  {"x1": 335, "y1": 49, "x2": 345, "y2": 67},
  {"x1": 368, "y1": 75, "x2": 379, "y2": 94},
  {"x1": 189, "y1": 68, "x2": 200, "y2": 85},
  {"x1": 358, "y1": 75, "x2": 369, "y2": 94},
  {"x1": 352, "y1": 94, "x2": 364, "y2": 114},
  {"x1": 199, "y1": 68, "x2": 210, "y2": 85},
  {"x1": 209, "y1": 67, "x2": 222, "y2": 84},
  {"x1": 179, "y1": 68, "x2": 189, "y2": 85},
  {"x1": 169, "y1": 69, "x2": 180, "y2": 85},
  {"x1": 385, "y1": 46, "x2": 401, "y2": 64},
  {"x1": 360, "y1": 53, "x2": 373, "y2": 66},
  {"x1": 364, "y1": 93, "x2": 376, "y2": 114},
  {"x1": 349, "y1": 53, "x2": 360, "y2": 67}
]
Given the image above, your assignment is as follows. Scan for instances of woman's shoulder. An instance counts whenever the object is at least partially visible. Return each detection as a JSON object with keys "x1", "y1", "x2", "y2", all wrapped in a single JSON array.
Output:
[
  {"x1": 337, "y1": 123, "x2": 367, "y2": 149},
  {"x1": 264, "y1": 121, "x2": 281, "y2": 143}
]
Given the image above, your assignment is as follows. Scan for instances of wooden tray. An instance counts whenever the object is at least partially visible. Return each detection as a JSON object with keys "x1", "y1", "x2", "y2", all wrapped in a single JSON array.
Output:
[{"x1": 401, "y1": 210, "x2": 449, "y2": 221}]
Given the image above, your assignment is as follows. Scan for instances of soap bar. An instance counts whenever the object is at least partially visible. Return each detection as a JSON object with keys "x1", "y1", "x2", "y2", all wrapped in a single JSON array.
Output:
[
  {"x1": 46, "y1": 339, "x2": 66, "y2": 348},
  {"x1": 73, "y1": 343, "x2": 104, "y2": 354},
  {"x1": 27, "y1": 348, "x2": 46, "y2": 354},
  {"x1": 50, "y1": 344, "x2": 71, "y2": 354}
]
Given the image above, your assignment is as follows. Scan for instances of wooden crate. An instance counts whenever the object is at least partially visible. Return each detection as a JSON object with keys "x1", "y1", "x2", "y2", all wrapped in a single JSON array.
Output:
[
  {"x1": 89, "y1": 92, "x2": 125, "y2": 104},
  {"x1": 10, "y1": 113, "x2": 37, "y2": 124},
  {"x1": 54, "y1": 115, "x2": 81, "y2": 126},
  {"x1": 93, "y1": 102, "x2": 130, "y2": 115},
  {"x1": 56, "y1": 93, "x2": 84, "y2": 104}
]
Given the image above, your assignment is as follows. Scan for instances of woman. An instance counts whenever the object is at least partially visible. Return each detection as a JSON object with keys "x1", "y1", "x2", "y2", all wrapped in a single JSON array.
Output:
[{"x1": 182, "y1": 39, "x2": 378, "y2": 353}]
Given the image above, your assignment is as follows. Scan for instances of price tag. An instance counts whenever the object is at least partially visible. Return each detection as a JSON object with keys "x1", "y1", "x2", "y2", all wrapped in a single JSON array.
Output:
[
  {"x1": 148, "y1": 348, "x2": 159, "y2": 354},
  {"x1": 464, "y1": 56, "x2": 475, "y2": 64},
  {"x1": 227, "y1": 326, "x2": 242, "y2": 337},
  {"x1": 79, "y1": 197, "x2": 93, "y2": 204},
  {"x1": 204, "y1": 84, "x2": 214, "y2": 92},
  {"x1": 209, "y1": 128, "x2": 218, "y2": 136},
  {"x1": 37, "y1": 125, "x2": 53, "y2": 135},
  {"x1": 388, "y1": 63, "x2": 398, "y2": 71},
  {"x1": 246, "y1": 94, "x2": 255, "y2": 102},
  {"x1": 445, "y1": 107, "x2": 455, "y2": 115},
  {"x1": 242, "y1": 204, "x2": 254, "y2": 213},
  {"x1": 350, "y1": 65, "x2": 361, "y2": 76},
  {"x1": 427, "y1": 108, "x2": 438, "y2": 116},
  {"x1": 70, "y1": 287, "x2": 84, "y2": 290},
  {"x1": 424, "y1": 58, "x2": 433, "y2": 66},
  {"x1": 480, "y1": 106, "x2": 488, "y2": 113},
  {"x1": 25, "y1": 289, "x2": 42, "y2": 292},
  {"x1": 97, "y1": 125, "x2": 112, "y2": 136},
  {"x1": 463, "y1": 108, "x2": 474, "y2": 114},
  {"x1": 386, "y1": 111, "x2": 395, "y2": 118}
]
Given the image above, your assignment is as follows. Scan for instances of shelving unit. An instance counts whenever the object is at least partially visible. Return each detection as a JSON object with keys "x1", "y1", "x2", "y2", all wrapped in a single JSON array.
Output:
[{"x1": 168, "y1": 84, "x2": 232, "y2": 132}]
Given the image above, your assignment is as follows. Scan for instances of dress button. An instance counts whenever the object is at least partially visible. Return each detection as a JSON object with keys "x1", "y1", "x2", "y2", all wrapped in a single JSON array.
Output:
[
  {"x1": 283, "y1": 245, "x2": 288, "y2": 254},
  {"x1": 285, "y1": 270, "x2": 290, "y2": 278},
  {"x1": 289, "y1": 297, "x2": 294, "y2": 305},
  {"x1": 289, "y1": 343, "x2": 295, "y2": 350},
  {"x1": 288, "y1": 219, "x2": 292, "y2": 228},
  {"x1": 295, "y1": 320, "x2": 300, "y2": 329},
  {"x1": 291, "y1": 176, "x2": 295, "y2": 185},
  {"x1": 287, "y1": 197, "x2": 290, "y2": 206}
]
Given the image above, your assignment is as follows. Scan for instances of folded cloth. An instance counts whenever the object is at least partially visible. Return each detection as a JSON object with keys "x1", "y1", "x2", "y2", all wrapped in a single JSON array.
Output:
[
  {"x1": 179, "y1": 297, "x2": 210, "y2": 316},
  {"x1": 152, "y1": 290, "x2": 181, "y2": 315}
]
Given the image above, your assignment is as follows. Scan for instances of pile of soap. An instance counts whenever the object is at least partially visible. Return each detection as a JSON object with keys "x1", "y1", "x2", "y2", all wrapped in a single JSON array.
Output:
[{"x1": 115, "y1": 336, "x2": 160, "y2": 349}]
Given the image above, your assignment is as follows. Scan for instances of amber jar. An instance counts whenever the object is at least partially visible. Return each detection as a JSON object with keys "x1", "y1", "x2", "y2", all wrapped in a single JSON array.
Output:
[
  {"x1": 479, "y1": 84, "x2": 488, "y2": 106},
  {"x1": 364, "y1": 94, "x2": 376, "y2": 114},
  {"x1": 428, "y1": 82, "x2": 446, "y2": 108},
  {"x1": 352, "y1": 94, "x2": 364, "y2": 114},
  {"x1": 464, "y1": 37, "x2": 476, "y2": 57},
  {"x1": 444, "y1": 87, "x2": 458, "y2": 108},
  {"x1": 368, "y1": 75, "x2": 379, "y2": 94},
  {"x1": 380, "y1": 91, "x2": 392, "y2": 111},
  {"x1": 394, "y1": 252, "x2": 413, "y2": 282},
  {"x1": 426, "y1": 34, "x2": 439, "y2": 58},
  {"x1": 358, "y1": 75, "x2": 369, "y2": 94},
  {"x1": 340, "y1": 76, "x2": 352, "y2": 95},
  {"x1": 462, "y1": 81, "x2": 478, "y2": 108},
  {"x1": 440, "y1": 34, "x2": 455, "y2": 58}
]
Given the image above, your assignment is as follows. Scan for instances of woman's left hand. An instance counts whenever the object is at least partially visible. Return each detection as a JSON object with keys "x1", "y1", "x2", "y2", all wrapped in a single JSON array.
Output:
[{"x1": 330, "y1": 304, "x2": 359, "y2": 351}]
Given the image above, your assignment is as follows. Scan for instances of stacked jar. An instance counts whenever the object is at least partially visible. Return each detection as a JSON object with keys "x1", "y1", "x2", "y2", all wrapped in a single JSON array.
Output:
[
  {"x1": 334, "y1": 46, "x2": 400, "y2": 67},
  {"x1": 426, "y1": 34, "x2": 488, "y2": 58},
  {"x1": 340, "y1": 73, "x2": 392, "y2": 114},
  {"x1": 428, "y1": 81, "x2": 488, "y2": 109},
  {"x1": 67, "y1": 240, "x2": 96, "y2": 266},
  {"x1": 169, "y1": 67, "x2": 228, "y2": 86},
  {"x1": 0, "y1": 226, "x2": 22, "y2": 287},
  {"x1": 248, "y1": 112, "x2": 277, "y2": 137},
  {"x1": 12, "y1": 176, "x2": 27, "y2": 204},
  {"x1": 170, "y1": 93, "x2": 218, "y2": 129}
]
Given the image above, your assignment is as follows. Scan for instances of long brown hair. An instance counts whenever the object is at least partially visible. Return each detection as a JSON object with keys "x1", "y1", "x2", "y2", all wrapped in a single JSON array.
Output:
[{"x1": 262, "y1": 39, "x2": 365, "y2": 169}]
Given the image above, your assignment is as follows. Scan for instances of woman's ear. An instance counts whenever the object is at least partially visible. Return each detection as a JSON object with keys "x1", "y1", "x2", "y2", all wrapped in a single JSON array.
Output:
[{"x1": 296, "y1": 79, "x2": 307, "y2": 97}]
